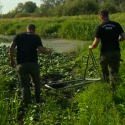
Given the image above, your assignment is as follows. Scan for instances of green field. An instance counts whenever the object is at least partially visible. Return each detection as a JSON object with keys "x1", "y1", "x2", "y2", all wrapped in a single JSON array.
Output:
[{"x1": 0, "y1": 14, "x2": 125, "y2": 125}]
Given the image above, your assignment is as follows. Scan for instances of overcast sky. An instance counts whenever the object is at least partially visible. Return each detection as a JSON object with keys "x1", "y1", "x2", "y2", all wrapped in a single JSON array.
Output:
[{"x1": 0, "y1": 0, "x2": 42, "y2": 14}]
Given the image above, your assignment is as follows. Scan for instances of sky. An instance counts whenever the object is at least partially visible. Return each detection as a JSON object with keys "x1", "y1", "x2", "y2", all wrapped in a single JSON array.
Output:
[{"x1": 0, "y1": 0, "x2": 42, "y2": 14}]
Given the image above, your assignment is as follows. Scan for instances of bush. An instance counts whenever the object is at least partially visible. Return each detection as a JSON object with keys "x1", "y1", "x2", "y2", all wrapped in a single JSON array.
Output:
[
  {"x1": 14, "y1": 12, "x2": 31, "y2": 18},
  {"x1": 5, "y1": 28, "x2": 16, "y2": 35},
  {"x1": 81, "y1": 0, "x2": 99, "y2": 14}
]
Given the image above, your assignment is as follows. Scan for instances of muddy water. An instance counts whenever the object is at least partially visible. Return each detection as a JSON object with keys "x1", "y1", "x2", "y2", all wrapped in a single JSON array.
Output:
[
  {"x1": 41, "y1": 38, "x2": 85, "y2": 53},
  {"x1": 0, "y1": 34, "x2": 86, "y2": 53}
]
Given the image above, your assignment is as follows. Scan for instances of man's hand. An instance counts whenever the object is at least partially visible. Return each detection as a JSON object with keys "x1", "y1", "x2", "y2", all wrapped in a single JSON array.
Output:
[
  {"x1": 89, "y1": 38, "x2": 100, "y2": 49},
  {"x1": 38, "y1": 46, "x2": 53, "y2": 54},
  {"x1": 89, "y1": 45, "x2": 93, "y2": 49},
  {"x1": 10, "y1": 60, "x2": 15, "y2": 68},
  {"x1": 48, "y1": 49, "x2": 52, "y2": 54},
  {"x1": 119, "y1": 32, "x2": 125, "y2": 42}
]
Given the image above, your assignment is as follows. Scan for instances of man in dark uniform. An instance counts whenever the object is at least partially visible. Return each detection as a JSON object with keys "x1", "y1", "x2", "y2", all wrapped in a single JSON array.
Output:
[
  {"x1": 9, "y1": 24, "x2": 52, "y2": 106},
  {"x1": 89, "y1": 10, "x2": 125, "y2": 90}
]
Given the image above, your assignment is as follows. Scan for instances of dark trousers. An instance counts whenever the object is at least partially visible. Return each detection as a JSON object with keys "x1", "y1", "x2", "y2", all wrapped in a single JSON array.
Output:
[
  {"x1": 17, "y1": 62, "x2": 41, "y2": 105},
  {"x1": 100, "y1": 51, "x2": 121, "y2": 89}
]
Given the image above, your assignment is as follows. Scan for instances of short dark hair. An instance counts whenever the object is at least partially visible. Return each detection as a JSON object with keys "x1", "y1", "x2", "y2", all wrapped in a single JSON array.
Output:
[
  {"x1": 27, "y1": 24, "x2": 35, "y2": 31},
  {"x1": 99, "y1": 10, "x2": 109, "y2": 17}
]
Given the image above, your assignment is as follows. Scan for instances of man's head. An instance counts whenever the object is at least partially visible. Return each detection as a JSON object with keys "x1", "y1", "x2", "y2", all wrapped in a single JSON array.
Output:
[
  {"x1": 98, "y1": 10, "x2": 109, "y2": 22},
  {"x1": 27, "y1": 24, "x2": 35, "y2": 33}
]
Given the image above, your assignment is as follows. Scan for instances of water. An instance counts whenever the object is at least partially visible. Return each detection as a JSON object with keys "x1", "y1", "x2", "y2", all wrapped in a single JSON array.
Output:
[
  {"x1": 0, "y1": 34, "x2": 85, "y2": 53},
  {"x1": 0, "y1": 42, "x2": 10, "y2": 46}
]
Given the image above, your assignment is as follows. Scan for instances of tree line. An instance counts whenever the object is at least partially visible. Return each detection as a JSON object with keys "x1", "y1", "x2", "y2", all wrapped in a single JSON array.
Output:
[{"x1": 2, "y1": 0, "x2": 125, "y2": 18}]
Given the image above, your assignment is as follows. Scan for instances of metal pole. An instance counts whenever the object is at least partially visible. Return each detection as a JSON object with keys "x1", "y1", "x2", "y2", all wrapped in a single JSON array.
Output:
[
  {"x1": 83, "y1": 50, "x2": 90, "y2": 79},
  {"x1": 90, "y1": 50, "x2": 102, "y2": 78}
]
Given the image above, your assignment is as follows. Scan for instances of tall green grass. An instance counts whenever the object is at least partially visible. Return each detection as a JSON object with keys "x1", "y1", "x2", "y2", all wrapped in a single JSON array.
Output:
[
  {"x1": 0, "y1": 92, "x2": 20, "y2": 125},
  {"x1": 0, "y1": 13, "x2": 124, "y2": 41},
  {"x1": 0, "y1": 75, "x2": 20, "y2": 125},
  {"x1": 59, "y1": 20, "x2": 99, "y2": 40},
  {"x1": 75, "y1": 83, "x2": 125, "y2": 125}
]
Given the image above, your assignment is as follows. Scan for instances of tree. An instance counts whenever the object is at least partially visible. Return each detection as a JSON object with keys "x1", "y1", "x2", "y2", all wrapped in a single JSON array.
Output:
[
  {"x1": 41, "y1": 0, "x2": 66, "y2": 6},
  {"x1": 39, "y1": 4, "x2": 48, "y2": 16},
  {"x1": 80, "y1": 0, "x2": 99, "y2": 14},
  {"x1": 111, "y1": 0, "x2": 124, "y2": 6},
  {"x1": 15, "y1": 3, "x2": 24, "y2": 13},
  {"x1": 100, "y1": 2, "x2": 117, "y2": 13},
  {"x1": 24, "y1": 1, "x2": 37, "y2": 13},
  {"x1": 55, "y1": 0, "x2": 66, "y2": 5},
  {"x1": 53, "y1": 5, "x2": 62, "y2": 16},
  {"x1": 3, "y1": 9, "x2": 17, "y2": 18},
  {"x1": 62, "y1": 0, "x2": 81, "y2": 16},
  {"x1": 34, "y1": 7, "x2": 41, "y2": 13},
  {"x1": 119, "y1": 1, "x2": 125, "y2": 12},
  {"x1": 62, "y1": 0, "x2": 99, "y2": 16},
  {"x1": 42, "y1": 0, "x2": 56, "y2": 6}
]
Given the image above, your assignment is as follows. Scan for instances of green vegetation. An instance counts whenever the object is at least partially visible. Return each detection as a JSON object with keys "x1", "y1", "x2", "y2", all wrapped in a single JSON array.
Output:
[
  {"x1": 0, "y1": 13, "x2": 125, "y2": 41},
  {"x1": 2, "y1": 0, "x2": 125, "y2": 18},
  {"x1": 0, "y1": 12, "x2": 125, "y2": 124},
  {"x1": 0, "y1": 40, "x2": 125, "y2": 124}
]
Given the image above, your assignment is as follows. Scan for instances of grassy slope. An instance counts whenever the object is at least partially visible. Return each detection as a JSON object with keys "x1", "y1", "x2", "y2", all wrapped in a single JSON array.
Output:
[{"x1": 73, "y1": 41, "x2": 125, "y2": 125}]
